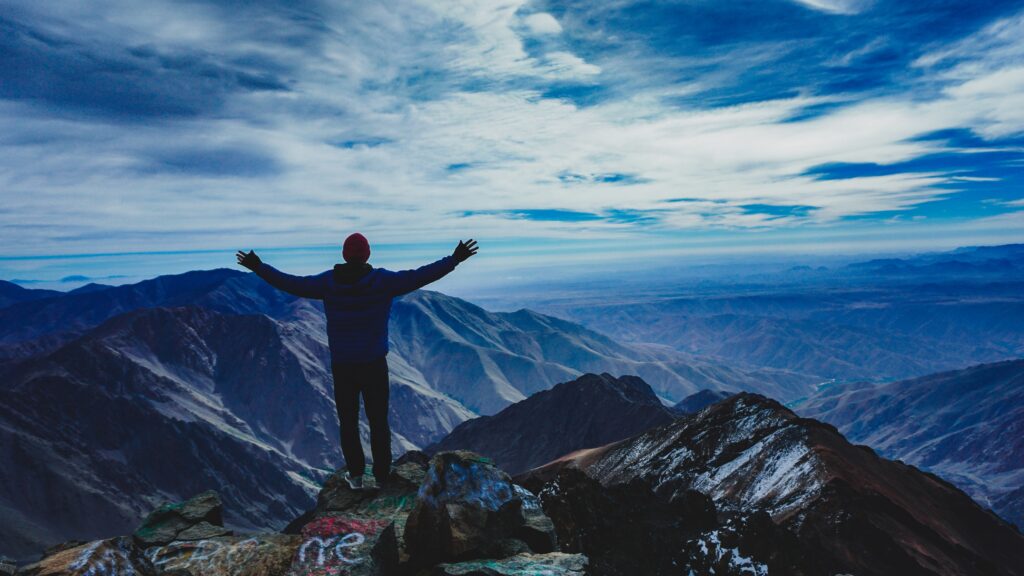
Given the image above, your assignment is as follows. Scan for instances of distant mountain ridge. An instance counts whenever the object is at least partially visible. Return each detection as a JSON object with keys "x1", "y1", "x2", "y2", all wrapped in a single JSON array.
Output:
[
  {"x1": 427, "y1": 373, "x2": 677, "y2": 474},
  {"x1": 846, "y1": 243, "x2": 1024, "y2": 276},
  {"x1": 0, "y1": 280, "x2": 60, "y2": 309},
  {"x1": 797, "y1": 359, "x2": 1024, "y2": 529},
  {"x1": 553, "y1": 244, "x2": 1024, "y2": 382}
]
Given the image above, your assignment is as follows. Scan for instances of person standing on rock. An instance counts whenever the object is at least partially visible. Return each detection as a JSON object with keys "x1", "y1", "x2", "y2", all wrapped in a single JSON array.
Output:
[{"x1": 236, "y1": 234, "x2": 479, "y2": 489}]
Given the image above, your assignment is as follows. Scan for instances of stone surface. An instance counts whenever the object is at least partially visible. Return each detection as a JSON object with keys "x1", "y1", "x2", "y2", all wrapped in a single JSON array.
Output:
[
  {"x1": 284, "y1": 451, "x2": 429, "y2": 570},
  {"x1": 431, "y1": 553, "x2": 588, "y2": 575},
  {"x1": 134, "y1": 490, "x2": 228, "y2": 547},
  {"x1": 405, "y1": 451, "x2": 557, "y2": 566},
  {"x1": 145, "y1": 534, "x2": 300, "y2": 576},
  {"x1": 285, "y1": 515, "x2": 396, "y2": 576},
  {"x1": 18, "y1": 537, "x2": 156, "y2": 576}
]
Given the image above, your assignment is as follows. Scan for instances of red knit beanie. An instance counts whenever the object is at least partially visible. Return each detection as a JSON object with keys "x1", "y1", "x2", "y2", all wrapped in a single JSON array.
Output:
[{"x1": 343, "y1": 233, "x2": 371, "y2": 263}]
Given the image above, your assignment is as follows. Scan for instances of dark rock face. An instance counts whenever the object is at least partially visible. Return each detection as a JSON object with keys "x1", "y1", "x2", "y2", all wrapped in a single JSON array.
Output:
[
  {"x1": 520, "y1": 467, "x2": 715, "y2": 575},
  {"x1": 428, "y1": 373, "x2": 678, "y2": 474},
  {"x1": 133, "y1": 490, "x2": 229, "y2": 547},
  {"x1": 682, "y1": 511, "x2": 805, "y2": 576},
  {"x1": 523, "y1": 393, "x2": 1024, "y2": 576},
  {"x1": 797, "y1": 359, "x2": 1024, "y2": 529},
  {"x1": 405, "y1": 451, "x2": 556, "y2": 566}
]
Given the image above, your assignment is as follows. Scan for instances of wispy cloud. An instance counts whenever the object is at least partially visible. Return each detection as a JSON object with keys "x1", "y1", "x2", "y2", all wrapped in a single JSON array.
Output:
[{"x1": 0, "y1": 0, "x2": 1022, "y2": 279}]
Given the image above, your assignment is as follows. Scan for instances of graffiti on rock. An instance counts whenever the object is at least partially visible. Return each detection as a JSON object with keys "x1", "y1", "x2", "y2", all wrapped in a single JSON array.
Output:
[
  {"x1": 146, "y1": 538, "x2": 256, "y2": 573},
  {"x1": 69, "y1": 539, "x2": 140, "y2": 576},
  {"x1": 288, "y1": 516, "x2": 389, "y2": 576}
]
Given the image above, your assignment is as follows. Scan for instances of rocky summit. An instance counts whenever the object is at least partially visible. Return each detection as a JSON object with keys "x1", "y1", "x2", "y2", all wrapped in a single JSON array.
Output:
[
  {"x1": 11, "y1": 386, "x2": 1024, "y2": 576},
  {"x1": 15, "y1": 450, "x2": 583, "y2": 576},
  {"x1": 522, "y1": 392, "x2": 1024, "y2": 576}
]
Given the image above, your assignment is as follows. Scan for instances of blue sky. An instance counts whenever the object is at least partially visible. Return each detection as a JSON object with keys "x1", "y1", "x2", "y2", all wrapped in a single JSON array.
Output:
[{"x1": 2, "y1": 0, "x2": 1023, "y2": 289}]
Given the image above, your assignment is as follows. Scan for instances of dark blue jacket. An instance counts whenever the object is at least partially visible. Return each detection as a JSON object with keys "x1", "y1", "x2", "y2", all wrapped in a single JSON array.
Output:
[{"x1": 255, "y1": 256, "x2": 458, "y2": 363}]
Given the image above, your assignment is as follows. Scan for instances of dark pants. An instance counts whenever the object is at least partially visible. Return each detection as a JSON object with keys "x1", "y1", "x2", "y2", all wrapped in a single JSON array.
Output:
[{"x1": 331, "y1": 356, "x2": 391, "y2": 480}]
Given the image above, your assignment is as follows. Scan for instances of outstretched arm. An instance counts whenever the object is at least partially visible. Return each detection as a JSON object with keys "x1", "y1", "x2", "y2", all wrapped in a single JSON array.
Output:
[
  {"x1": 383, "y1": 239, "x2": 479, "y2": 297},
  {"x1": 236, "y1": 249, "x2": 327, "y2": 299}
]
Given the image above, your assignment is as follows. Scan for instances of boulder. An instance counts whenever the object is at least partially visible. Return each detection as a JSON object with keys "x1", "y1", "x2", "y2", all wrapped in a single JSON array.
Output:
[
  {"x1": 432, "y1": 552, "x2": 588, "y2": 575},
  {"x1": 144, "y1": 534, "x2": 300, "y2": 576},
  {"x1": 17, "y1": 536, "x2": 157, "y2": 576},
  {"x1": 134, "y1": 490, "x2": 230, "y2": 547},
  {"x1": 283, "y1": 450, "x2": 429, "y2": 568},
  {"x1": 285, "y1": 515, "x2": 397, "y2": 576},
  {"x1": 404, "y1": 451, "x2": 557, "y2": 566}
]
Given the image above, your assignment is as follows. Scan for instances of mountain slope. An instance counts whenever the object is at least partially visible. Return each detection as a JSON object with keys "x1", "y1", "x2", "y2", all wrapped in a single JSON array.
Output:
[
  {"x1": 797, "y1": 359, "x2": 1024, "y2": 528},
  {"x1": 391, "y1": 290, "x2": 814, "y2": 412},
  {"x1": 523, "y1": 393, "x2": 1024, "y2": 576},
  {"x1": 0, "y1": 269, "x2": 814, "y2": 406},
  {"x1": 426, "y1": 373, "x2": 677, "y2": 474},
  {"x1": 0, "y1": 305, "x2": 471, "y2": 560}
]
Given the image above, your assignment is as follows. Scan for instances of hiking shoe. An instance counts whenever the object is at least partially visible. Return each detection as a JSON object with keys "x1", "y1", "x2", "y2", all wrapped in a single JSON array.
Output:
[{"x1": 344, "y1": 472, "x2": 364, "y2": 490}]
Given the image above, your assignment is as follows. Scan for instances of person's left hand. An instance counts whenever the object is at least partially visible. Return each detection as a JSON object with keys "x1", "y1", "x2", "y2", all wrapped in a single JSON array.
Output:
[
  {"x1": 453, "y1": 239, "x2": 479, "y2": 263},
  {"x1": 236, "y1": 249, "x2": 262, "y2": 271}
]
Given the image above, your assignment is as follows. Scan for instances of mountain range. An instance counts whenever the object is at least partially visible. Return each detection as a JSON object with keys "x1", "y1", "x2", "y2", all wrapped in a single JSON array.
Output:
[
  {"x1": 0, "y1": 267, "x2": 806, "y2": 560},
  {"x1": 797, "y1": 359, "x2": 1024, "y2": 530},
  {"x1": 542, "y1": 245, "x2": 1024, "y2": 382}
]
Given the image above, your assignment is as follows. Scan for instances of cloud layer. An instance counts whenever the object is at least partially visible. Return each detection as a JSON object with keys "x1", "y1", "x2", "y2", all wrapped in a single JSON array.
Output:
[{"x1": 1, "y1": 0, "x2": 1023, "y2": 279}]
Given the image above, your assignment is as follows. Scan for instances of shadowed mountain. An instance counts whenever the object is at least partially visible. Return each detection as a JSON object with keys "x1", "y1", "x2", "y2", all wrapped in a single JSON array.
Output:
[
  {"x1": 673, "y1": 389, "x2": 733, "y2": 414},
  {"x1": 0, "y1": 280, "x2": 60, "y2": 310},
  {"x1": 426, "y1": 373, "x2": 677, "y2": 474},
  {"x1": 797, "y1": 359, "x2": 1024, "y2": 529},
  {"x1": 522, "y1": 393, "x2": 1024, "y2": 576},
  {"x1": 0, "y1": 269, "x2": 298, "y2": 357}
]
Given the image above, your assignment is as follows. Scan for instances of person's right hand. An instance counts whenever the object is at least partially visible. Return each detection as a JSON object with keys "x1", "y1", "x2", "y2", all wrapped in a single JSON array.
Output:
[
  {"x1": 453, "y1": 239, "x2": 479, "y2": 263},
  {"x1": 236, "y1": 249, "x2": 262, "y2": 271}
]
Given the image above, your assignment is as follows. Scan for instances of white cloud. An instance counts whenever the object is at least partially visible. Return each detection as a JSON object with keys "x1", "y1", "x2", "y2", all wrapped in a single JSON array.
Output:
[
  {"x1": 522, "y1": 12, "x2": 562, "y2": 35},
  {"x1": 542, "y1": 51, "x2": 602, "y2": 78},
  {"x1": 1, "y1": 1, "x2": 1022, "y2": 262},
  {"x1": 790, "y1": 0, "x2": 869, "y2": 15}
]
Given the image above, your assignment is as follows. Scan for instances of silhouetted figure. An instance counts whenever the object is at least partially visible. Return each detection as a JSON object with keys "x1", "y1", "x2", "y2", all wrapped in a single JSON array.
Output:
[{"x1": 237, "y1": 234, "x2": 478, "y2": 489}]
